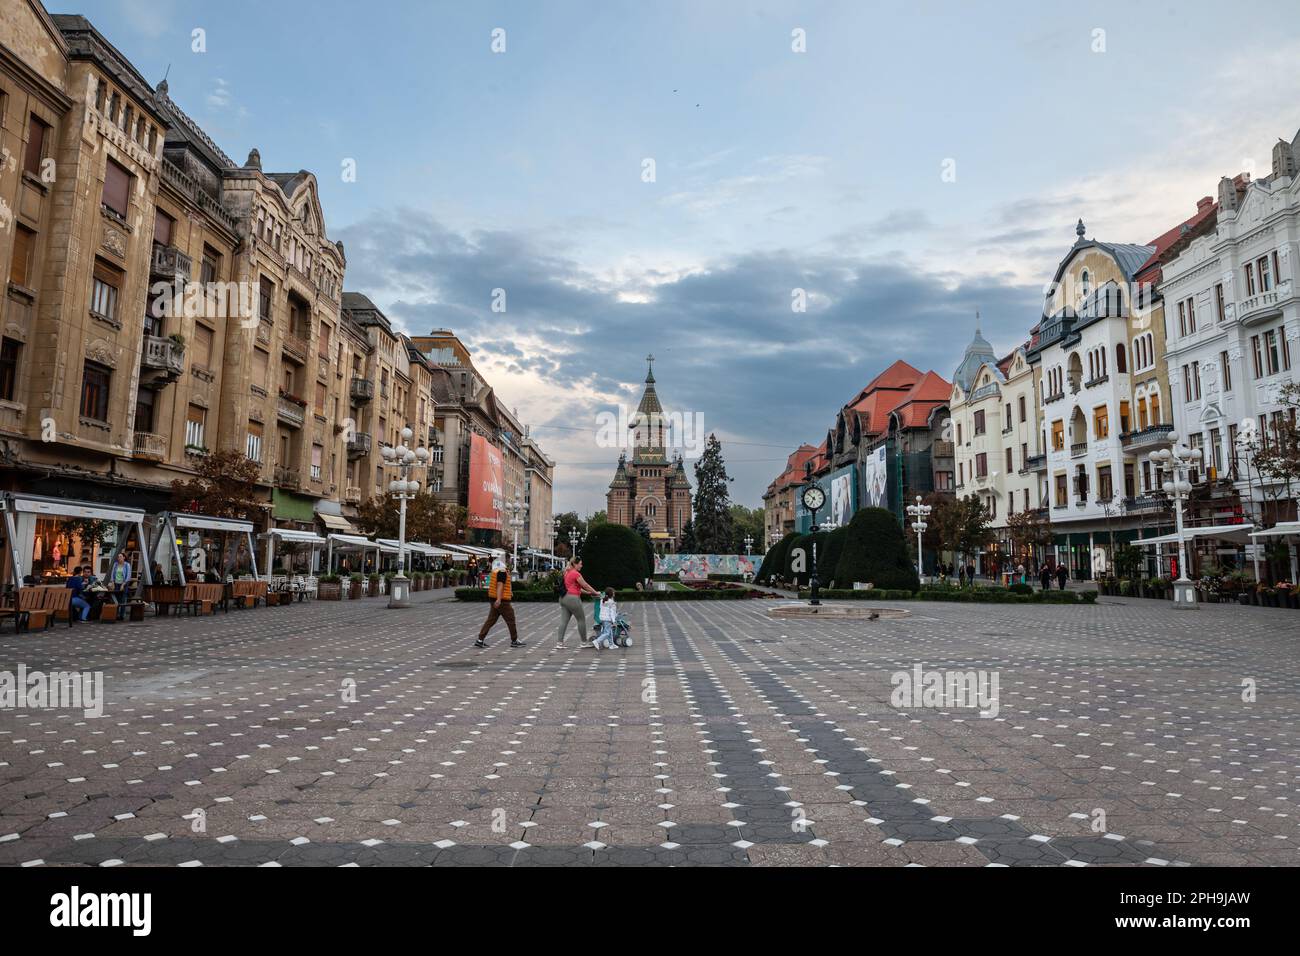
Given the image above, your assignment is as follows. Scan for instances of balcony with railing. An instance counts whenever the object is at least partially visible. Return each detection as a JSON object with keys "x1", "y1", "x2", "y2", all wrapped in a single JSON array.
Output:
[
  {"x1": 343, "y1": 485, "x2": 363, "y2": 504},
  {"x1": 274, "y1": 465, "x2": 301, "y2": 490},
  {"x1": 150, "y1": 243, "x2": 192, "y2": 282},
  {"x1": 1070, "y1": 441, "x2": 1088, "y2": 458},
  {"x1": 350, "y1": 377, "x2": 375, "y2": 404},
  {"x1": 931, "y1": 440, "x2": 954, "y2": 459},
  {"x1": 1122, "y1": 494, "x2": 1167, "y2": 514},
  {"x1": 346, "y1": 432, "x2": 372, "y2": 460},
  {"x1": 1119, "y1": 423, "x2": 1174, "y2": 452},
  {"x1": 132, "y1": 431, "x2": 167, "y2": 461},
  {"x1": 140, "y1": 334, "x2": 185, "y2": 388},
  {"x1": 1024, "y1": 453, "x2": 1047, "y2": 472},
  {"x1": 276, "y1": 392, "x2": 306, "y2": 428},
  {"x1": 1237, "y1": 287, "x2": 1284, "y2": 326},
  {"x1": 282, "y1": 331, "x2": 310, "y2": 365}
]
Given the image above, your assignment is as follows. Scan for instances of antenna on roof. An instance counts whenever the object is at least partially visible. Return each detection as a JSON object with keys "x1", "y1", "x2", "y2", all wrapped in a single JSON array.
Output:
[{"x1": 975, "y1": 310, "x2": 981, "y2": 335}]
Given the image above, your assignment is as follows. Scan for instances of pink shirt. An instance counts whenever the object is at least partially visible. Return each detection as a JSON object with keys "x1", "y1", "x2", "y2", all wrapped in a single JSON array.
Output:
[{"x1": 564, "y1": 568, "x2": 582, "y2": 596}]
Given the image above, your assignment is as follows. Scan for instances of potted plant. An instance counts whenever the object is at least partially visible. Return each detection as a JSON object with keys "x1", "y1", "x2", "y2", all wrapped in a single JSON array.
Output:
[
  {"x1": 1277, "y1": 581, "x2": 1296, "y2": 609},
  {"x1": 348, "y1": 572, "x2": 363, "y2": 600},
  {"x1": 318, "y1": 574, "x2": 341, "y2": 600},
  {"x1": 1259, "y1": 585, "x2": 1278, "y2": 608},
  {"x1": 368, "y1": 572, "x2": 381, "y2": 596}
]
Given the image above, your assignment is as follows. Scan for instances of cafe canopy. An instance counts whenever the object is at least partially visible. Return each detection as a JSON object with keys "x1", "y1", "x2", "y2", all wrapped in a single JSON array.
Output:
[
  {"x1": 260, "y1": 527, "x2": 325, "y2": 579},
  {"x1": 150, "y1": 511, "x2": 258, "y2": 582},
  {"x1": 1, "y1": 492, "x2": 153, "y2": 595}
]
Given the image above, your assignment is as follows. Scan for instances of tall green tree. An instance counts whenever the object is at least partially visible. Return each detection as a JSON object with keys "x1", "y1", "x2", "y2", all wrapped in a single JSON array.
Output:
[
  {"x1": 553, "y1": 511, "x2": 584, "y2": 557},
  {"x1": 931, "y1": 495, "x2": 993, "y2": 566},
  {"x1": 692, "y1": 433, "x2": 734, "y2": 553},
  {"x1": 728, "y1": 503, "x2": 765, "y2": 554},
  {"x1": 678, "y1": 520, "x2": 697, "y2": 553}
]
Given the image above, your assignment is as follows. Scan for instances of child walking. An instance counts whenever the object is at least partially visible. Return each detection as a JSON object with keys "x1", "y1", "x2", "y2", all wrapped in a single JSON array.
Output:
[{"x1": 593, "y1": 587, "x2": 619, "y2": 650}]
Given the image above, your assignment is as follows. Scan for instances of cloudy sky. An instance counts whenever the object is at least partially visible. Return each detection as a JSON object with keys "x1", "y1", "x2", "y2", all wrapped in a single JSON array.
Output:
[{"x1": 76, "y1": 0, "x2": 1300, "y2": 513}]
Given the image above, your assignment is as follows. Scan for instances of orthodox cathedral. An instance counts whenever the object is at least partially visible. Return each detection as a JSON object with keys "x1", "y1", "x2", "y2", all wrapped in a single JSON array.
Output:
[{"x1": 606, "y1": 357, "x2": 693, "y2": 553}]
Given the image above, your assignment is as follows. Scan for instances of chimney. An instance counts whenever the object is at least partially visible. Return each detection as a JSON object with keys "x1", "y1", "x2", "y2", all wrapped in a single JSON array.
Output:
[
  {"x1": 1272, "y1": 138, "x2": 1297, "y2": 180},
  {"x1": 1218, "y1": 175, "x2": 1240, "y2": 213},
  {"x1": 1196, "y1": 196, "x2": 1213, "y2": 211}
]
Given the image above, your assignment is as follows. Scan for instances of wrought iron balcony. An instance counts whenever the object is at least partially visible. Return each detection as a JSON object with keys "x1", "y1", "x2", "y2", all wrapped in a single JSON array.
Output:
[
  {"x1": 1024, "y1": 453, "x2": 1047, "y2": 472},
  {"x1": 274, "y1": 465, "x2": 301, "y2": 490},
  {"x1": 132, "y1": 431, "x2": 167, "y2": 461},
  {"x1": 1070, "y1": 441, "x2": 1088, "y2": 458},
  {"x1": 1119, "y1": 423, "x2": 1174, "y2": 452}
]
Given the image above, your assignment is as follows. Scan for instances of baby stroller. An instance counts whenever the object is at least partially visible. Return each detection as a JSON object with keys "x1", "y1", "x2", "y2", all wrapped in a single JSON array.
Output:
[{"x1": 611, "y1": 612, "x2": 632, "y2": 648}]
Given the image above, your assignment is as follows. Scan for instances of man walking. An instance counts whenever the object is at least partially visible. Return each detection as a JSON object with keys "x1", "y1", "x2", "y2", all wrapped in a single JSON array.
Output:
[
  {"x1": 1039, "y1": 563, "x2": 1053, "y2": 592},
  {"x1": 1056, "y1": 562, "x2": 1069, "y2": 590},
  {"x1": 475, "y1": 558, "x2": 524, "y2": 648}
]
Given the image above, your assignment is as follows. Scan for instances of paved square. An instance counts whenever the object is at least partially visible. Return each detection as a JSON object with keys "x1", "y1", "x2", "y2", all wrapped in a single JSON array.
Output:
[{"x1": 0, "y1": 593, "x2": 1296, "y2": 867}]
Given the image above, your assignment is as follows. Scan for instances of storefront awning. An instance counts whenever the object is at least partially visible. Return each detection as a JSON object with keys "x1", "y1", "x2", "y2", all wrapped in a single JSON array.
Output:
[
  {"x1": 327, "y1": 533, "x2": 374, "y2": 549},
  {"x1": 1251, "y1": 522, "x2": 1300, "y2": 539},
  {"x1": 317, "y1": 513, "x2": 355, "y2": 532},
  {"x1": 1, "y1": 491, "x2": 146, "y2": 524},
  {"x1": 172, "y1": 513, "x2": 255, "y2": 534},
  {"x1": 263, "y1": 528, "x2": 326, "y2": 544},
  {"x1": 1139, "y1": 523, "x2": 1255, "y2": 547}
]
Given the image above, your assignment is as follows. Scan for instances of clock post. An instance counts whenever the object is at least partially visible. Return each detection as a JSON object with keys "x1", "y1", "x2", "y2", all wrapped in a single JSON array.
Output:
[{"x1": 802, "y1": 461, "x2": 825, "y2": 607}]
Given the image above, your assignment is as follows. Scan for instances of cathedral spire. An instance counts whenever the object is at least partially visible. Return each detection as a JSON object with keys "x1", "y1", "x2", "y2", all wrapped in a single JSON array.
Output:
[{"x1": 645, "y1": 353, "x2": 655, "y2": 384}]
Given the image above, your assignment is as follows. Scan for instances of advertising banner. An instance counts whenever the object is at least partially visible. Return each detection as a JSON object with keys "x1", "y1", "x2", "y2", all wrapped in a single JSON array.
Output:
[
  {"x1": 654, "y1": 554, "x2": 758, "y2": 578},
  {"x1": 862, "y1": 445, "x2": 888, "y2": 509},
  {"x1": 795, "y1": 463, "x2": 857, "y2": 532},
  {"x1": 467, "y1": 433, "x2": 504, "y2": 530}
]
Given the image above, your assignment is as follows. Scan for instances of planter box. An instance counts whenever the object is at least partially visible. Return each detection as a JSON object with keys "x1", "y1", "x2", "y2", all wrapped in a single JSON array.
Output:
[
  {"x1": 318, "y1": 583, "x2": 341, "y2": 601},
  {"x1": 348, "y1": 581, "x2": 362, "y2": 600}
]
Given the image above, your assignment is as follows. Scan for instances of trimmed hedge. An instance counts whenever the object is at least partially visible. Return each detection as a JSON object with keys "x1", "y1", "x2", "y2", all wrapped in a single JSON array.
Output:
[
  {"x1": 834, "y1": 507, "x2": 920, "y2": 592},
  {"x1": 796, "y1": 586, "x2": 1099, "y2": 605},
  {"x1": 707, "y1": 573, "x2": 745, "y2": 582},
  {"x1": 819, "y1": 525, "x2": 850, "y2": 587},
  {"x1": 785, "y1": 531, "x2": 827, "y2": 587},
  {"x1": 581, "y1": 523, "x2": 649, "y2": 590},
  {"x1": 757, "y1": 531, "x2": 799, "y2": 583},
  {"x1": 455, "y1": 587, "x2": 762, "y2": 602}
]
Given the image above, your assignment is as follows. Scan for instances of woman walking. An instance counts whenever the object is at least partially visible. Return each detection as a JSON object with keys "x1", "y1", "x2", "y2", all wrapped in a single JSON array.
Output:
[{"x1": 556, "y1": 557, "x2": 599, "y2": 648}]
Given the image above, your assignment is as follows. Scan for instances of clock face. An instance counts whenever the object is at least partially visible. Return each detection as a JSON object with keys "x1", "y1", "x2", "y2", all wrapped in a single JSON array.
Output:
[{"x1": 802, "y1": 486, "x2": 825, "y2": 511}]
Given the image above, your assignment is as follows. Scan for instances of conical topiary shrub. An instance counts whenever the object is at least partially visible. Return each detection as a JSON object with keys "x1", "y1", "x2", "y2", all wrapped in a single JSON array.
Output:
[
  {"x1": 833, "y1": 507, "x2": 919, "y2": 591},
  {"x1": 757, "y1": 531, "x2": 799, "y2": 583},
  {"x1": 819, "y1": 525, "x2": 850, "y2": 588},
  {"x1": 784, "y1": 530, "x2": 827, "y2": 587}
]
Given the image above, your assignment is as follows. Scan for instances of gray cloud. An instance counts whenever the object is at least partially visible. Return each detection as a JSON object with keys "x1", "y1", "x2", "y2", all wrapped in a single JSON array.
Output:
[{"x1": 338, "y1": 209, "x2": 1041, "y2": 512}]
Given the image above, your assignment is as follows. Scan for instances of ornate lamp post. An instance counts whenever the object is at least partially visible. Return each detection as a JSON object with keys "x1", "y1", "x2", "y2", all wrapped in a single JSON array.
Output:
[
  {"x1": 568, "y1": 528, "x2": 581, "y2": 558},
  {"x1": 744, "y1": 534, "x2": 754, "y2": 556},
  {"x1": 506, "y1": 494, "x2": 525, "y2": 573},
  {"x1": 381, "y1": 426, "x2": 428, "y2": 609},
  {"x1": 801, "y1": 461, "x2": 826, "y2": 606},
  {"x1": 1149, "y1": 433, "x2": 1201, "y2": 610},
  {"x1": 906, "y1": 495, "x2": 932, "y2": 581}
]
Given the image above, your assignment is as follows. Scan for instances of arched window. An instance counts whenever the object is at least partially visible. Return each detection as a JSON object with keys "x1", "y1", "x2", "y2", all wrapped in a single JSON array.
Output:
[
  {"x1": 1116, "y1": 343, "x2": 1126, "y2": 373},
  {"x1": 1149, "y1": 392, "x2": 1161, "y2": 425},
  {"x1": 1080, "y1": 269, "x2": 1091, "y2": 302}
]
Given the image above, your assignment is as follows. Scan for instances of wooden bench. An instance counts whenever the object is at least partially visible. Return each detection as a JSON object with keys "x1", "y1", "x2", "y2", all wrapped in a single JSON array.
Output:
[
  {"x1": 6, "y1": 588, "x2": 53, "y2": 631},
  {"x1": 181, "y1": 582, "x2": 226, "y2": 615},
  {"x1": 38, "y1": 586, "x2": 74, "y2": 628},
  {"x1": 145, "y1": 584, "x2": 187, "y2": 616},
  {"x1": 232, "y1": 579, "x2": 267, "y2": 609}
]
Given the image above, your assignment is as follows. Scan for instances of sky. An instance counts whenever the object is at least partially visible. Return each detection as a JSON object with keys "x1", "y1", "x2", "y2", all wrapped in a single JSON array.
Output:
[{"x1": 67, "y1": 0, "x2": 1300, "y2": 514}]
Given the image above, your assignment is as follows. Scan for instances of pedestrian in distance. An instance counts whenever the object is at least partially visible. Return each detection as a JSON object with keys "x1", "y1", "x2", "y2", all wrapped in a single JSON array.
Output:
[
  {"x1": 556, "y1": 556, "x2": 599, "y2": 648},
  {"x1": 1056, "y1": 563, "x2": 1069, "y2": 590},
  {"x1": 475, "y1": 557, "x2": 524, "y2": 648},
  {"x1": 1039, "y1": 564, "x2": 1053, "y2": 592},
  {"x1": 958, "y1": 563, "x2": 967, "y2": 587}
]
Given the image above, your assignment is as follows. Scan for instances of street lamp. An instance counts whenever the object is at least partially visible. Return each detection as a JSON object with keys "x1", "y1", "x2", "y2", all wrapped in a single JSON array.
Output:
[
  {"x1": 744, "y1": 534, "x2": 754, "y2": 556},
  {"x1": 506, "y1": 494, "x2": 525, "y2": 573},
  {"x1": 1149, "y1": 433, "x2": 1201, "y2": 610},
  {"x1": 381, "y1": 426, "x2": 428, "y2": 608},
  {"x1": 906, "y1": 494, "x2": 932, "y2": 582},
  {"x1": 568, "y1": 528, "x2": 581, "y2": 558}
]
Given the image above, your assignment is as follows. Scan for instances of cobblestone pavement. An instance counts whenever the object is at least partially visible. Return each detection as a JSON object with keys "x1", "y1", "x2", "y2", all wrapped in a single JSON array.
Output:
[{"x1": 1, "y1": 593, "x2": 1296, "y2": 867}]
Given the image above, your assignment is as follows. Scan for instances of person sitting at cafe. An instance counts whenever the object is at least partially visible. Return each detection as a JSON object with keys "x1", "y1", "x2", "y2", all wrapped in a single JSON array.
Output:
[{"x1": 65, "y1": 565, "x2": 91, "y2": 622}]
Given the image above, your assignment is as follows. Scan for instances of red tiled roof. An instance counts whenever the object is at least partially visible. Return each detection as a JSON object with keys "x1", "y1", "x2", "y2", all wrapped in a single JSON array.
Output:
[
  {"x1": 890, "y1": 370, "x2": 953, "y2": 429},
  {"x1": 1134, "y1": 187, "x2": 1231, "y2": 286}
]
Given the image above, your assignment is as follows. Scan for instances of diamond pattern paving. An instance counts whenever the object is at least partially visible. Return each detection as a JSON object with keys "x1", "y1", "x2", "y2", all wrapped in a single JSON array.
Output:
[{"x1": 1, "y1": 592, "x2": 1296, "y2": 866}]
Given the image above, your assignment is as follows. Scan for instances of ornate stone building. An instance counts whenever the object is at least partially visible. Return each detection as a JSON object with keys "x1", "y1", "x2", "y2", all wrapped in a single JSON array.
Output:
[{"x1": 606, "y1": 359, "x2": 691, "y2": 553}]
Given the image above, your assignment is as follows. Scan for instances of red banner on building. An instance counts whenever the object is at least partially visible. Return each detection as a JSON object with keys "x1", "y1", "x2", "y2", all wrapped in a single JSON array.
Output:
[{"x1": 467, "y1": 432, "x2": 504, "y2": 530}]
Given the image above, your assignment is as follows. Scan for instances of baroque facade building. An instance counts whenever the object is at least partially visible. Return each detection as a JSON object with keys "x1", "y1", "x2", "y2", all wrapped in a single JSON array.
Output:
[
  {"x1": 1161, "y1": 133, "x2": 1300, "y2": 528},
  {"x1": 606, "y1": 359, "x2": 691, "y2": 553}
]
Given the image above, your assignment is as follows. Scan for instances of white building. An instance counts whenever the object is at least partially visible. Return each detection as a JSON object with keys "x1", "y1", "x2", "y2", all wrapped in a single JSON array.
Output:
[{"x1": 1160, "y1": 131, "x2": 1300, "y2": 529}]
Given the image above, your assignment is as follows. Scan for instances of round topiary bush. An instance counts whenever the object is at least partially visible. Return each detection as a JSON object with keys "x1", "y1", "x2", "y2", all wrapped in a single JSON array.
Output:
[
  {"x1": 581, "y1": 523, "x2": 649, "y2": 590},
  {"x1": 757, "y1": 531, "x2": 799, "y2": 583},
  {"x1": 819, "y1": 525, "x2": 850, "y2": 588},
  {"x1": 833, "y1": 507, "x2": 920, "y2": 592}
]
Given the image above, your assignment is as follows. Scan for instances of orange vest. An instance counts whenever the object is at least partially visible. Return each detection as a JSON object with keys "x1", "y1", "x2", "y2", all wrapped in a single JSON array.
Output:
[{"x1": 488, "y1": 568, "x2": 512, "y2": 601}]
